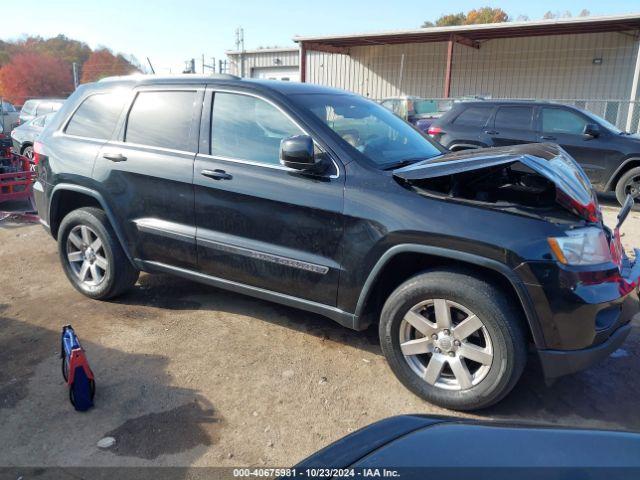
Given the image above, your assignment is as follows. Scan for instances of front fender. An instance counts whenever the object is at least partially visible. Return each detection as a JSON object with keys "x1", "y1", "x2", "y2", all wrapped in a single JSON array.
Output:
[{"x1": 353, "y1": 244, "x2": 546, "y2": 348}]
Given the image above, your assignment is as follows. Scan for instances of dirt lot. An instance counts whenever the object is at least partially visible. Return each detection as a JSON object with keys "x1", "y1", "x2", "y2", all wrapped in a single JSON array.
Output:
[{"x1": 1, "y1": 196, "x2": 639, "y2": 468}]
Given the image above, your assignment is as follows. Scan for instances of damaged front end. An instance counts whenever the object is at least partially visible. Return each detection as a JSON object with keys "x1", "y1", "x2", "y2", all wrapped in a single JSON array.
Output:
[{"x1": 394, "y1": 143, "x2": 599, "y2": 223}]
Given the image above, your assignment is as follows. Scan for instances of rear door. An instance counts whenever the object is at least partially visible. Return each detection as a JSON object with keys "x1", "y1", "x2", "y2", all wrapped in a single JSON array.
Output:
[
  {"x1": 488, "y1": 105, "x2": 536, "y2": 147},
  {"x1": 193, "y1": 88, "x2": 344, "y2": 306},
  {"x1": 536, "y1": 106, "x2": 618, "y2": 187},
  {"x1": 442, "y1": 104, "x2": 494, "y2": 148},
  {"x1": 92, "y1": 86, "x2": 204, "y2": 269}
]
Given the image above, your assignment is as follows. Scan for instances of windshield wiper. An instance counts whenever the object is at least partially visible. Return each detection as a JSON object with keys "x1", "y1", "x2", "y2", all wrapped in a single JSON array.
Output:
[{"x1": 381, "y1": 158, "x2": 428, "y2": 171}]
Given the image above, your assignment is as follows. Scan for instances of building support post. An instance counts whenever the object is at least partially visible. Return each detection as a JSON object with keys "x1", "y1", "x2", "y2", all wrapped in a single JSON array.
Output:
[
  {"x1": 443, "y1": 38, "x2": 454, "y2": 98},
  {"x1": 626, "y1": 37, "x2": 640, "y2": 133},
  {"x1": 299, "y1": 43, "x2": 307, "y2": 83}
]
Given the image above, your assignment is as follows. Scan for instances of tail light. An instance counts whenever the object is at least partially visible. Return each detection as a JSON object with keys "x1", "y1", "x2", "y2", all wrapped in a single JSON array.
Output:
[
  {"x1": 427, "y1": 126, "x2": 442, "y2": 136},
  {"x1": 33, "y1": 141, "x2": 44, "y2": 165}
]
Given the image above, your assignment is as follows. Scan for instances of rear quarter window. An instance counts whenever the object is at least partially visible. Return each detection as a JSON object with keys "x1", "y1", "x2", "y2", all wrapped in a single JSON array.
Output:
[
  {"x1": 452, "y1": 106, "x2": 493, "y2": 127},
  {"x1": 65, "y1": 93, "x2": 126, "y2": 140}
]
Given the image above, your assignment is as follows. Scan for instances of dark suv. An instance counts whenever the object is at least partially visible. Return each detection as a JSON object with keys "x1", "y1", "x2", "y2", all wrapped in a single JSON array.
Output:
[
  {"x1": 33, "y1": 75, "x2": 640, "y2": 410},
  {"x1": 428, "y1": 100, "x2": 640, "y2": 206}
]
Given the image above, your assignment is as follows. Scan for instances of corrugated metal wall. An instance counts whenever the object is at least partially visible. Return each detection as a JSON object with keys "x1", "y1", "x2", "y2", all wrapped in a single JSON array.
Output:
[
  {"x1": 228, "y1": 49, "x2": 299, "y2": 77},
  {"x1": 304, "y1": 32, "x2": 639, "y2": 101}
]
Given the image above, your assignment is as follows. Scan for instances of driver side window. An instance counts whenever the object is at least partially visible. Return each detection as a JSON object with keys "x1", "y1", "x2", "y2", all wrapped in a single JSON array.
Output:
[
  {"x1": 542, "y1": 108, "x2": 588, "y2": 135},
  {"x1": 211, "y1": 92, "x2": 303, "y2": 166}
]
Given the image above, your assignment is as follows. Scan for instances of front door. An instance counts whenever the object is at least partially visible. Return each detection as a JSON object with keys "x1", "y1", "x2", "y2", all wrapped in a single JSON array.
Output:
[
  {"x1": 92, "y1": 87, "x2": 204, "y2": 269},
  {"x1": 537, "y1": 106, "x2": 618, "y2": 188},
  {"x1": 194, "y1": 89, "x2": 344, "y2": 306}
]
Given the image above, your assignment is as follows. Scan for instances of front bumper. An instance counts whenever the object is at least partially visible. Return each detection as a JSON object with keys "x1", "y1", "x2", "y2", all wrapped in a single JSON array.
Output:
[
  {"x1": 538, "y1": 322, "x2": 631, "y2": 379},
  {"x1": 517, "y1": 248, "x2": 639, "y2": 378}
]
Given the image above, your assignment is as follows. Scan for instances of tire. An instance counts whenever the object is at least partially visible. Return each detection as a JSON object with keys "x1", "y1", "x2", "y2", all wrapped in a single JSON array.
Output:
[
  {"x1": 21, "y1": 144, "x2": 33, "y2": 161},
  {"x1": 615, "y1": 166, "x2": 640, "y2": 208},
  {"x1": 57, "y1": 207, "x2": 139, "y2": 300},
  {"x1": 379, "y1": 269, "x2": 527, "y2": 411}
]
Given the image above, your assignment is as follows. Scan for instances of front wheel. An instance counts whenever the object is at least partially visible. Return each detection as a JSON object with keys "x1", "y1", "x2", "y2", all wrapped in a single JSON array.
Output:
[
  {"x1": 615, "y1": 166, "x2": 640, "y2": 208},
  {"x1": 379, "y1": 269, "x2": 527, "y2": 411}
]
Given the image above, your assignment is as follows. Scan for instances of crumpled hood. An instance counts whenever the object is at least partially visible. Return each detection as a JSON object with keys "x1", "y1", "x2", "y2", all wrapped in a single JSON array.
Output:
[{"x1": 394, "y1": 143, "x2": 599, "y2": 222}]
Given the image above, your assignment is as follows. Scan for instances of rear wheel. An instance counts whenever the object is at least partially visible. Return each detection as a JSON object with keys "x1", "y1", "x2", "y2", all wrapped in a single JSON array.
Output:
[
  {"x1": 21, "y1": 144, "x2": 34, "y2": 161},
  {"x1": 379, "y1": 269, "x2": 527, "y2": 411},
  {"x1": 58, "y1": 207, "x2": 139, "y2": 299},
  {"x1": 615, "y1": 166, "x2": 640, "y2": 208}
]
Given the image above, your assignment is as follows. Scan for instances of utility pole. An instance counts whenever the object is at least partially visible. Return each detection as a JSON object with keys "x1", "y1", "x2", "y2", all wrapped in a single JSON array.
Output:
[
  {"x1": 235, "y1": 27, "x2": 245, "y2": 77},
  {"x1": 72, "y1": 62, "x2": 79, "y2": 89},
  {"x1": 201, "y1": 56, "x2": 216, "y2": 74},
  {"x1": 146, "y1": 57, "x2": 156, "y2": 74}
]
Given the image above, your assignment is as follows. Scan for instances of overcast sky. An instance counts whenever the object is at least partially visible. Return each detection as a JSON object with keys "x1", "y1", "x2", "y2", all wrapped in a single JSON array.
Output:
[{"x1": 2, "y1": 0, "x2": 639, "y2": 74}]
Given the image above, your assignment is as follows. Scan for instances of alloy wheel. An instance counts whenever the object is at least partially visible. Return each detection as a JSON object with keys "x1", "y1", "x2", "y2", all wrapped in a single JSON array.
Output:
[
  {"x1": 66, "y1": 225, "x2": 108, "y2": 286},
  {"x1": 625, "y1": 175, "x2": 640, "y2": 201},
  {"x1": 23, "y1": 146, "x2": 34, "y2": 161},
  {"x1": 399, "y1": 299, "x2": 493, "y2": 390}
]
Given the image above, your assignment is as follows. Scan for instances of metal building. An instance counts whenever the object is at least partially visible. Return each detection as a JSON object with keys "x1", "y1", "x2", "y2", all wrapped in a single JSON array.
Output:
[
  {"x1": 294, "y1": 14, "x2": 640, "y2": 132},
  {"x1": 226, "y1": 47, "x2": 299, "y2": 81}
]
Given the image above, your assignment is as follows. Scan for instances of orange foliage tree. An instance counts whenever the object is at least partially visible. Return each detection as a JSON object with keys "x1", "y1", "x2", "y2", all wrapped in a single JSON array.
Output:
[
  {"x1": 0, "y1": 52, "x2": 74, "y2": 105},
  {"x1": 80, "y1": 49, "x2": 138, "y2": 83}
]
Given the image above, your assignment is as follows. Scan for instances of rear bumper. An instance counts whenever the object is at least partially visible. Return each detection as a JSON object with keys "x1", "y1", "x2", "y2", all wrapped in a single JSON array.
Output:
[{"x1": 538, "y1": 322, "x2": 631, "y2": 379}]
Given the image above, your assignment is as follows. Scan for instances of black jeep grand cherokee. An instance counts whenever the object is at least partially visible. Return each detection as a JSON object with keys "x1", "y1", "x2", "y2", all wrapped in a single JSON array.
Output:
[{"x1": 33, "y1": 75, "x2": 640, "y2": 410}]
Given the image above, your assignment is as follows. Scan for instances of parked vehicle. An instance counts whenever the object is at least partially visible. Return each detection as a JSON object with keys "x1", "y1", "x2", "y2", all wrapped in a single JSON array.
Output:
[
  {"x1": 11, "y1": 113, "x2": 55, "y2": 160},
  {"x1": 380, "y1": 96, "x2": 450, "y2": 133},
  {"x1": 428, "y1": 100, "x2": 640, "y2": 206},
  {"x1": 1, "y1": 101, "x2": 20, "y2": 133},
  {"x1": 19, "y1": 98, "x2": 65, "y2": 125},
  {"x1": 33, "y1": 75, "x2": 639, "y2": 410},
  {"x1": 295, "y1": 415, "x2": 640, "y2": 478}
]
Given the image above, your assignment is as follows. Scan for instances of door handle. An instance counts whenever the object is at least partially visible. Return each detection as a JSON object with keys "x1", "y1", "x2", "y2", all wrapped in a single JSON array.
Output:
[
  {"x1": 540, "y1": 135, "x2": 556, "y2": 141},
  {"x1": 484, "y1": 130, "x2": 499, "y2": 135},
  {"x1": 201, "y1": 169, "x2": 232, "y2": 181},
  {"x1": 103, "y1": 152, "x2": 127, "y2": 162}
]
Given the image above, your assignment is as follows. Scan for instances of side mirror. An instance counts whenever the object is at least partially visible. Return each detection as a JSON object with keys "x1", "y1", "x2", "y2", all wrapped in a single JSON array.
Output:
[
  {"x1": 583, "y1": 123, "x2": 600, "y2": 138},
  {"x1": 280, "y1": 135, "x2": 322, "y2": 172}
]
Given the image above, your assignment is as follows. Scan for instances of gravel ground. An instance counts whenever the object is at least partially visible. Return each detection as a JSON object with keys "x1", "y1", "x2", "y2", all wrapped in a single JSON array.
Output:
[{"x1": 0, "y1": 196, "x2": 639, "y2": 468}]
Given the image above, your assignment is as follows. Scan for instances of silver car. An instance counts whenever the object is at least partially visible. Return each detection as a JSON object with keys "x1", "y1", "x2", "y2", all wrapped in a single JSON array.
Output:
[
  {"x1": 11, "y1": 113, "x2": 55, "y2": 159},
  {"x1": 19, "y1": 98, "x2": 65, "y2": 125}
]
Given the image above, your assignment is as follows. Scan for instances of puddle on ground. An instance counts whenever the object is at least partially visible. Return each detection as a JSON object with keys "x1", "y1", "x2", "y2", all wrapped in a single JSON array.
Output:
[{"x1": 104, "y1": 400, "x2": 221, "y2": 459}]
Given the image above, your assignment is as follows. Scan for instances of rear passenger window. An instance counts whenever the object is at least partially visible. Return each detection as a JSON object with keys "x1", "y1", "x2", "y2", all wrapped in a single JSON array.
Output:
[
  {"x1": 211, "y1": 92, "x2": 303, "y2": 165},
  {"x1": 494, "y1": 106, "x2": 533, "y2": 130},
  {"x1": 65, "y1": 93, "x2": 125, "y2": 139},
  {"x1": 452, "y1": 106, "x2": 492, "y2": 127},
  {"x1": 125, "y1": 91, "x2": 196, "y2": 151}
]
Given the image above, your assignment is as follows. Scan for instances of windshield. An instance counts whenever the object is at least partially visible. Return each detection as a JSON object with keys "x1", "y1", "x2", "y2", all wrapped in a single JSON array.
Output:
[
  {"x1": 291, "y1": 93, "x2": 443, "y2": 169},
  {"x1": 580, "y1": 107, "x2": 623, "y2": 134}
]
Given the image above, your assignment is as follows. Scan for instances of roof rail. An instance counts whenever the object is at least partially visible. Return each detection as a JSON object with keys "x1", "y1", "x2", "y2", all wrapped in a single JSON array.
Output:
[{"x1": 98, "y1": 73, "x2": 241, "y2": 82}]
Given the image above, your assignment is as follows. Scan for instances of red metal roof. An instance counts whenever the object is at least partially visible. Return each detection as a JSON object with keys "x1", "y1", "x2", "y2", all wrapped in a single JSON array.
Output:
[{"x1": 294, "y1": 14, "x2": 640, "y2": 48}]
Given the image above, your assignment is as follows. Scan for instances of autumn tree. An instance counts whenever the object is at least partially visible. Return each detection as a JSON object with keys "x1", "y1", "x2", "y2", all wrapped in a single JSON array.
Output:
[
  {"x1": 0, "y1": 52, "x2": 73, "y2": 105},
  {"x1": 465, "y1": 7, "x2": 509, "y2": 24},
  {"x1": 422, "y1": 7, "x2": 509, "y2": 27},
  {"x1": 80, "y1": 49, "x2": 138, "y2": 83}
]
